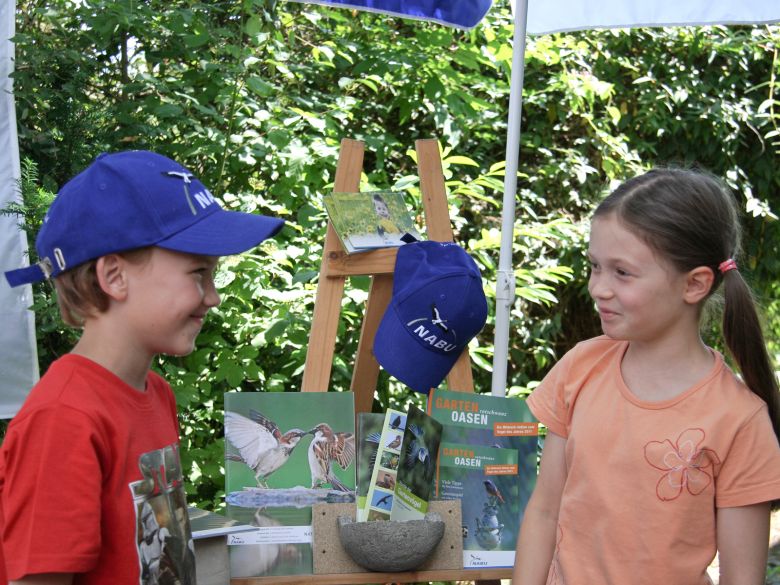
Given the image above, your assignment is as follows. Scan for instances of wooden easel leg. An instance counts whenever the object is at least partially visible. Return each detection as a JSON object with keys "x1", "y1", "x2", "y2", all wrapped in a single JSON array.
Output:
[
  {"x1": 350, "y1": 272, "x2": 393, "y2": 413},
  {"x1": 301, "y1": 139, "x2": 364, "y2": 392}
]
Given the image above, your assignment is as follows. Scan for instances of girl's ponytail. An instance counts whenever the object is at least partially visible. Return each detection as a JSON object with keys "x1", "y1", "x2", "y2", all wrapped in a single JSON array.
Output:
[{"x1": 721, "y1": 267, "x2": 780, "y2": 441}]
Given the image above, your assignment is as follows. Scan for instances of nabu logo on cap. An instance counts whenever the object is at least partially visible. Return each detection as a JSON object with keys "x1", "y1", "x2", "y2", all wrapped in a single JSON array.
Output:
[
  {"x1": 406, "y1": 304, "x2": 458, "y2": 353},
  {"x1": 163, "y1": 170, "x2": 216, "y2": 215}
]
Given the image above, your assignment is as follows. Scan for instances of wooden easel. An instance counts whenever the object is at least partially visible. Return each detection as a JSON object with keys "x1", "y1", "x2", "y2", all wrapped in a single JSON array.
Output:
[
  {"x1": 301, "y1": 138, "x2": 475, "y2": 403},
  {"x1": 230, "y1": 138, "x2": 507, "y2": 585}
]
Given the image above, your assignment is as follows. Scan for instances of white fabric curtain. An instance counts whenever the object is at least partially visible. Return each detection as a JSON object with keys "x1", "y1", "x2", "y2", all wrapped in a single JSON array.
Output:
[
  {"x1": 526, "y1": 0, "x2": 780, "y2": 34},
  {"x1": 0, "y1": 0, "x2": 38, "y2": 419}
]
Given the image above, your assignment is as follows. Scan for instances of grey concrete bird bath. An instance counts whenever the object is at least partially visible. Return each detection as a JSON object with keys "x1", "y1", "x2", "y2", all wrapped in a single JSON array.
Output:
[{"x1": 337, "y1": 512, "x2": 445, "y2": 572}]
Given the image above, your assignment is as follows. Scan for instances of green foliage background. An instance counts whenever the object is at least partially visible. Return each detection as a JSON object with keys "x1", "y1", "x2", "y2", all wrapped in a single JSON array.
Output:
[{"x1": 6, "y1": 0, "x2": 780, "y2": 512}]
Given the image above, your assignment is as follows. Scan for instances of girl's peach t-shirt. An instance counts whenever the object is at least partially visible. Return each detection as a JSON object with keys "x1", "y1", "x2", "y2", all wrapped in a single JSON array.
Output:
[{"x1": 527, "y1": 336, "x2": 780, "y2": 585}]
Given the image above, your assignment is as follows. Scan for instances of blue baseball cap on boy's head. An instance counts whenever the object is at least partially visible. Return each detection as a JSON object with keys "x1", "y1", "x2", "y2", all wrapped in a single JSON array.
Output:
[
  {"x1": 4, "y1": 150, "x2": 284, "y2": 287},
  {"x1": 373, "y1": 241, "x2": 488, "y2": 394}
]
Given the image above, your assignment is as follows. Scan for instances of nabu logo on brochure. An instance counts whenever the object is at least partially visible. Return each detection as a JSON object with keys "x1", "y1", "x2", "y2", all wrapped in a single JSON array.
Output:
[
  {"x1": 163, "y1": 170, "x2": 216, "y2": 215},
  {"x1": 405, "y1": 303, "x2": 458, "y2": 353}
]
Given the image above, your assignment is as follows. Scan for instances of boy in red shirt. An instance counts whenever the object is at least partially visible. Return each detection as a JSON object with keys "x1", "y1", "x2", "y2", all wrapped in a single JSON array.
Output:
[{"x1": 1, "y1": 151, "x2": 283, "y2": 584}]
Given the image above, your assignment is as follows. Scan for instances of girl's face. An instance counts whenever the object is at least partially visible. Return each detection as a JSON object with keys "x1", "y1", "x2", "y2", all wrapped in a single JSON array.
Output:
[{"x1": 587, "y1": 214, "x2": 692, "y2": 345}]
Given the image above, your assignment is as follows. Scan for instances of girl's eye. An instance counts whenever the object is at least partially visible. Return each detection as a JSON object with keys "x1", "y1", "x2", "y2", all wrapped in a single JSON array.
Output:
[{"x1": 616, "y1": 268, "x2": 630, "y2": 277}]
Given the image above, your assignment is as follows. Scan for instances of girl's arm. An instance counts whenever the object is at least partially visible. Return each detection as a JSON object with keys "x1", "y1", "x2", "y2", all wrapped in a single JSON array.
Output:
[
  {"x1": 717, "y1": 502, "x2": 771, "y2": 585},
  {"x1": 513, "y1": 431, "x2": 568, "y2": 585}
]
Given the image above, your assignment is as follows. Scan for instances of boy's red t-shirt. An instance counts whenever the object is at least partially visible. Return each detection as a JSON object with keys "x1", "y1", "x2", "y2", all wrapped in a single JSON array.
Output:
[{"x1": 0, "y1": 354, "x2": 196, "y2": 584}]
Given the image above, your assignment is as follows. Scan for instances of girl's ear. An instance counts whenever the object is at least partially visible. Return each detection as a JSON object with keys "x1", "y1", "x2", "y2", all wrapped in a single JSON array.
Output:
[
  {"x1": 95, "y1": 254, "x2": 129, "y2": 301},
  {"x1": 684, "y1": 266, "x2": 715, "y2": 304}
]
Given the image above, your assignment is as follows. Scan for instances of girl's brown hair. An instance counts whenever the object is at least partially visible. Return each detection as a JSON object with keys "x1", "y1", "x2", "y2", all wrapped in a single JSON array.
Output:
[{"x1": 593, "y1": 168, "x2": 780, "y2": 443}]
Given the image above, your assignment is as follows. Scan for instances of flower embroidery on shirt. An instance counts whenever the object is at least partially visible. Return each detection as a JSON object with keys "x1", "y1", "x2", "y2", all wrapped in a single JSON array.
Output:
[
  {"x1": 548, "y1": 525, "x2": 566, "y2": 585},
  {"x1": 644, "y1": 428, "x2": 720, "y2": 501}
]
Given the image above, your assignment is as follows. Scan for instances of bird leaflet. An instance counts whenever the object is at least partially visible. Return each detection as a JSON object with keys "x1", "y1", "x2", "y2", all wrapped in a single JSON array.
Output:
[{"x1": 427, "y1": 388, "x2": 539, "y2": 569}]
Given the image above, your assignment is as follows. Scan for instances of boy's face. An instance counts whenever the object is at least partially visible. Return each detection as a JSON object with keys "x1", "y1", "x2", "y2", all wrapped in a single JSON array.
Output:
[{"x1": 122, "y1": 247, "x2": 220, "y2": 360}]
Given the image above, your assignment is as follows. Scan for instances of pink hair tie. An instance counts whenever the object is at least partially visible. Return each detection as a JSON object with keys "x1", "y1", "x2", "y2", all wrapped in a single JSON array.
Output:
[{"x1": 718, "y1": 259, "x2": 737, "y2": 274}]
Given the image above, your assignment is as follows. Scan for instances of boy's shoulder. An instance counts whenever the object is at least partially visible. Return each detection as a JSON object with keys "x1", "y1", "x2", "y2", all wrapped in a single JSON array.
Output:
[{"x1": 12, "y1": 354, "x2": 171, "y2": 427}]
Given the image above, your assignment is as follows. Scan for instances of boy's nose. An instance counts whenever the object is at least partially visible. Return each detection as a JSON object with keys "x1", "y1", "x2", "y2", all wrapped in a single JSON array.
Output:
[{"x1": 204, "y1": 282, "x2": 221, "y2": 308}]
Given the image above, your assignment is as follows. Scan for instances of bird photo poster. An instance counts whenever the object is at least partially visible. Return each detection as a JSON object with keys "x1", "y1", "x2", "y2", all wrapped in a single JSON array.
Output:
[
  {"x1": 223, "y1": 391, "x2": 356, "y2": 578},
  {"x1": 389, "y1": 405, "x2": 442, "y2": 522},
  {"x1": 427, "y1": 388, "x2": 538, "y2": 569}
]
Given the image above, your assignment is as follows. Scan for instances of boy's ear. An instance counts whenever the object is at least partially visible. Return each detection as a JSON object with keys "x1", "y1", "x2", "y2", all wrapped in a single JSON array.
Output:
[
  {"x1": 683, "y1": 266, "x2": 715, "y2": 304},
  {"x1": 95, "y1": 254, "x2": 129, "y2": 300}
]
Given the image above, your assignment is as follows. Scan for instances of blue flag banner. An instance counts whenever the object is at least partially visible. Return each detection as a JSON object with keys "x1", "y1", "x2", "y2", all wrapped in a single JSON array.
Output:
[{"x1": 289, "y1": 0, "x2": 492, "y2": 30}]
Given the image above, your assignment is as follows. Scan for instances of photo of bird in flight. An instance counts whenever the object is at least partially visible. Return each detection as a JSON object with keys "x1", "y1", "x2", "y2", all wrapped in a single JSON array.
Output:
[
  {"x1": 224, "y1": 409, "x2": 310, "y2": 488},
  {"x1": 404, "y1": 423, "x2": 432, "y2": 477},
  {"x1": 374, "y1": 492, "x2": 393, "y2": 510},
  {"x1": 393, "y1": 406, "x2": 442, "y2": 507},
  {"x1": 308, "y1": 422, "x2": 356, "y2": 492}
]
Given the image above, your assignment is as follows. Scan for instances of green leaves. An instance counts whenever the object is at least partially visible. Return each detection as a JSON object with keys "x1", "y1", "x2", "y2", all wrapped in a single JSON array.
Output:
[{"x1": 13, "y1": 1, "x2": 780, "y2": 507}]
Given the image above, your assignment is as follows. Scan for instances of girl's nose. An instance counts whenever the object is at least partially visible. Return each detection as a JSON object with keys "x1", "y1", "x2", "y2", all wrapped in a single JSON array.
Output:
[{"x1": 588, "y1": 274, "x2": 611, "y2": 299}]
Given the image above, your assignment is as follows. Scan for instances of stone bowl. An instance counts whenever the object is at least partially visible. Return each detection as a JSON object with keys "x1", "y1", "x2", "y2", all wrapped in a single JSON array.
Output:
[{"x1": 337, "y1": 512, "x2": 445, "y2": 572}]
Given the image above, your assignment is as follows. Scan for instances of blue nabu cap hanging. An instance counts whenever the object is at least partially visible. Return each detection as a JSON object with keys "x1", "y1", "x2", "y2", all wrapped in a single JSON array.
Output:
[{"x1": 373, "y1": 240, "x2": 488, "y2": 394}]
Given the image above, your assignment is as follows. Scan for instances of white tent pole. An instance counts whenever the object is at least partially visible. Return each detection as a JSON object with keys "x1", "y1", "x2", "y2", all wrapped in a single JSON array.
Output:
[{"x1": 490, "y1": 0, "x2": 529, "y2": 396}]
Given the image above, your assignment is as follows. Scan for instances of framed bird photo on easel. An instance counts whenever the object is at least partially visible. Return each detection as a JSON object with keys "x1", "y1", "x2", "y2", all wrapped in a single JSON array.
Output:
[{"x1": 222, "y1": 391, "x2": 355, "y2": 578}]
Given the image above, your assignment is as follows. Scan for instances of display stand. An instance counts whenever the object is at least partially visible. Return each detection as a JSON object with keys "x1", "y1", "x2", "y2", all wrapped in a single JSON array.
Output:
[{"x1": 229, "y1": 138, "x2": 507, "y2": 585}]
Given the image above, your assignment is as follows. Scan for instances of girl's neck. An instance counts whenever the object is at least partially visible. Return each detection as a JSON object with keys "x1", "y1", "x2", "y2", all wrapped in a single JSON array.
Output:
[{"x1": 620, "y1": 335, "x2": 714, "y2": 402}]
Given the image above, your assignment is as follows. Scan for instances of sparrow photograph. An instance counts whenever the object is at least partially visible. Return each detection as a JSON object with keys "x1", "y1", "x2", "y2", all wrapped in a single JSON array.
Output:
[
  {"x1": 308, "y1": 422, "x2": 355, "y2": 492},
  {"x1": 224, "y1": 392, "x2": 355, "y2": 494},
  {"x1": 385, "y1": 434, "x2": 402, "y2": 450},
  {"x1": 224, "y1": 409, "x2": 309, "y2": 488},
  {"x1": 375, "y1": 471, "x2": 396, "y2": 490}
]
